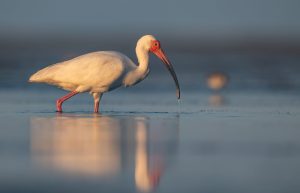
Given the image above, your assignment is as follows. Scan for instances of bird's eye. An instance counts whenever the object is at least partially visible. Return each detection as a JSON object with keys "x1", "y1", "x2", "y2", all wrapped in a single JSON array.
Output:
[{"x1": 151, "y1": 41, "x2": 160, "y2": 51}]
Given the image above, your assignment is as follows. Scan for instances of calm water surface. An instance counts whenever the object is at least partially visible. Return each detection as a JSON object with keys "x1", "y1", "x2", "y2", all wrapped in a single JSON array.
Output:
[
  {"x1": 0, "y1": 89, "x2": 300, "y2": 193},
  {"x1": 1, "y1": 50, "x2": 300, "y2": 192}
]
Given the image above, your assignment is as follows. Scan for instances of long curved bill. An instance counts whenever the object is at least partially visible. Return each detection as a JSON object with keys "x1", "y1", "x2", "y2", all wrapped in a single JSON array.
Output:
[{"x1": 153, "y1": 48, "x2": 181, "y2": 99}]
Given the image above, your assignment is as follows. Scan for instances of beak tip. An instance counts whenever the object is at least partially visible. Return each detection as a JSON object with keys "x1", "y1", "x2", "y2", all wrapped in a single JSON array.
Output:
[{"x1": 176, "y1": 90, "x2": 180, "y2": 99}]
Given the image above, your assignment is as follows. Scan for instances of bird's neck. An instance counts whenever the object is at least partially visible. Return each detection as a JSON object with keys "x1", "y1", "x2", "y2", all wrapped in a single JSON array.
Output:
[
  {"x1": 123, "y1": 46, "x2": 150, "y2": 87},
  {"x1": 136, "y1": 47, "x2": 149, "y2": 75}
]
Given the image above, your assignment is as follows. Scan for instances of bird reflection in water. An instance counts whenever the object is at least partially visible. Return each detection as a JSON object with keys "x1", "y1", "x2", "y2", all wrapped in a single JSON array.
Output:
[
  {"x1": 30, "y1": 114, "x2": 179, "y2": 192},
  {"x1": 209, "y1": 94, "x2": 226, "y2": 106}
]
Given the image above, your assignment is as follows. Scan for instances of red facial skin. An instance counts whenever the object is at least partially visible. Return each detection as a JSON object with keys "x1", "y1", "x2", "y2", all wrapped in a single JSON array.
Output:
[{"x1": 150, "y1": 40, "x2": 161, "y2": 52}]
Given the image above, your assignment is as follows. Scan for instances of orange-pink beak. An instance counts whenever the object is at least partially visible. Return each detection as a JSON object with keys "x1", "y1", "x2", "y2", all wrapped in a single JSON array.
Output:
[{"x1": 152, "y1": 48, "x2": 180, "y2": 99}]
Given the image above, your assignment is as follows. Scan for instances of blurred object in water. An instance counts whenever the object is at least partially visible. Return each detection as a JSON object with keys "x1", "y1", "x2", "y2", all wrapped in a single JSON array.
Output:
[
  {"x1": 206, "y1": 72, "x2": 229, "y2": 90},
  {"x1": 209, "y1": 94, "x2": 227, "y2": 107}
]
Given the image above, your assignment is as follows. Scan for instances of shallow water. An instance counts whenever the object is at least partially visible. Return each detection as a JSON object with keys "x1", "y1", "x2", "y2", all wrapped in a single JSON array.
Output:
[
  {"x1": 1, "y1": 48, "x2": 300, "y2": 192},
  {"x1": 0, "y1": 89, "x2": 300, "y2": 193}
]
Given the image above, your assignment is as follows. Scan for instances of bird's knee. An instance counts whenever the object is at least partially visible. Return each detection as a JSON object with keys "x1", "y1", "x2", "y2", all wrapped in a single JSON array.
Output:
[
  {"x1": 56, "y1": 99, "x2": 62, "y2": 105},
  {"x1": 92, "y1": 93, "x2": 102, "y2": 102}
]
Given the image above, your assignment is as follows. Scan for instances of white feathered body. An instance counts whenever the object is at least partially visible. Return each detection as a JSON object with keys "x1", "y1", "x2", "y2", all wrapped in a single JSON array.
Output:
[
  {"x1": 29, "y1": 51, "x2": 147, "y2": 93},
  {"x1": 28, "y1": 35, "x2": 179, "y2": 113}
]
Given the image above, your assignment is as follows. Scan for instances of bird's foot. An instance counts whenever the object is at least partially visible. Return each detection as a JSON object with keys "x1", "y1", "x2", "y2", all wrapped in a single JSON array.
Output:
[
  {"x1": 93, "y1": 101, "x2": 99, "y2": 113},
  {"x1": 56, "y1": 100, "x2": 63, "y2": 112},
  {"x1": 93, "y1": 107, "x2": 99, "y2": 113}
]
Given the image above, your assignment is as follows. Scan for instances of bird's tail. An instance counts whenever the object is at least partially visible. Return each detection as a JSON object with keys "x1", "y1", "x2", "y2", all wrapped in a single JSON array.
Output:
[
  {"x1": 29, "y1": 63, "x2": 62, "y2": 83},
  {"x1": 28, "y1": 70, "x2": 47, "y2": 83},
  {"x1": 28, "y1": 73, "x2": 39, "y2": 82}
]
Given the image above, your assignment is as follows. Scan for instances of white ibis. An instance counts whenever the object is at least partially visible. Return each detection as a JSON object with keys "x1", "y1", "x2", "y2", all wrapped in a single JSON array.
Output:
[{"x1": 29, "y1": 35, "x2": 180, "y2": 113}]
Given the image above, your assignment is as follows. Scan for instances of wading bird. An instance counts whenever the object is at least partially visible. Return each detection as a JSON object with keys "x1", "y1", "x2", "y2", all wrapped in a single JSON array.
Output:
[{"x1": 29, "y1": 35, "x2": 180, "y2": 113}]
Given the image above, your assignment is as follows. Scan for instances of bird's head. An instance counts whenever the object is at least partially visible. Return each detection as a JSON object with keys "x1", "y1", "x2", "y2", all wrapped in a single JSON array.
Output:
[{"x1": 137, "y1": 35, "x2": 180, "y2": 99}]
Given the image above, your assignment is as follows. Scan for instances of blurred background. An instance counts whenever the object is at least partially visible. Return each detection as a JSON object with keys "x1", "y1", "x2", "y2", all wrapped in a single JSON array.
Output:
[{"x1": 1, "y1": 0, "x2": 300, "y2": 91}]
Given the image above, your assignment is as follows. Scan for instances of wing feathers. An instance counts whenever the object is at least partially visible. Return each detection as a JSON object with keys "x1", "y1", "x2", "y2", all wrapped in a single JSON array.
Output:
[{"x1": 29, "y1": 51, "x2": 127, "y2": 92}]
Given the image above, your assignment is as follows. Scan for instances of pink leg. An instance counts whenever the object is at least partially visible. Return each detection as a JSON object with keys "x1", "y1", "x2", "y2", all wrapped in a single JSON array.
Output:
[
  {"x1": 56, "y1": 91, "x2": 78, "y2": 112},
  {"x1": 94, "y1": 101, "x2": 99, "y2": 113},
  {"x1": 93, "y1": 93, "x2": 102, "y2": 113}
]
